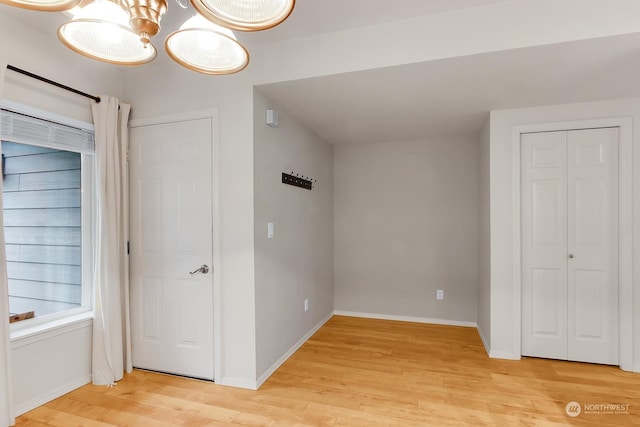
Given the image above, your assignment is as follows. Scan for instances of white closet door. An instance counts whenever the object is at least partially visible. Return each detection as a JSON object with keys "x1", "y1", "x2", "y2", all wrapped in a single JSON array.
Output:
[
  {"x1": 521, "y1": 131, "x2": 569, "y2": 359},
  {"x1": 521, "y1": 128, "x2": 619, "y2": 365},
  {"x1": 567, "y1": 128, "x2": 618, "y2": 365}
]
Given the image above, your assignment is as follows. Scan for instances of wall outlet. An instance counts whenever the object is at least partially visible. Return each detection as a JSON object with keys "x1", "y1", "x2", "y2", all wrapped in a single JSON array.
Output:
[
  {"x1": 304, "y1": 298, "x2": 309, "y2": 312},
  {"x1": 436, "y1": 289, "x2": 444, "y2": 300},
  {"x1": 267, "y1": 222, "x2": 274, "y2": 239}
]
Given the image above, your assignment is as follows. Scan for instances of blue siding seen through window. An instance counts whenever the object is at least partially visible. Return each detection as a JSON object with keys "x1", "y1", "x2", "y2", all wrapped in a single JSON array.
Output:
[{"x1": 2, "y1": 141, "x2": 82, "y2": 317}]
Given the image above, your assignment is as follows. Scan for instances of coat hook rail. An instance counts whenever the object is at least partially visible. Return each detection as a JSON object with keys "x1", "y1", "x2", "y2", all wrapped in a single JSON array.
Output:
[{"x1": 282, "y1": 172, "x2": 315, "y2": 190}]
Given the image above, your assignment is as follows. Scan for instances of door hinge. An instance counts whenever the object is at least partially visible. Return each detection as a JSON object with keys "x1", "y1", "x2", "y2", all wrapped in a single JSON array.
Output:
[{"x1": 127, "y1": 241, "x2": 130, "y2": 255}]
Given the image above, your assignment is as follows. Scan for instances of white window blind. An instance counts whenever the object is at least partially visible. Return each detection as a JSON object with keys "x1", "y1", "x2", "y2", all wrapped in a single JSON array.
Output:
[{"x1": 0, "y1": 109, "x2": 94, "y2": 154}]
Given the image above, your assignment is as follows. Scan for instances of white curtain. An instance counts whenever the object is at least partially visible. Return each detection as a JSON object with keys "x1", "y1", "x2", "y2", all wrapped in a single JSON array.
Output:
[
  {"x1": 91, "y1": 96, "x2": 132, "y2": 385},
  {"x1": 0, "y1": 59, "x2": 15, "y2": 426}
]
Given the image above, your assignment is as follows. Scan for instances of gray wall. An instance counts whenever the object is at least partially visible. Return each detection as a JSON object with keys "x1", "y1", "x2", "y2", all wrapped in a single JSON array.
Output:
[
  {"x1": 253, "y1": 90, "x2": 334, "y2": 380},
  {"x1": 334, "y1": 137, "x2": 478, "y2": 323},
  {"x1": 477, "y1": 122, "x2": 491, "y2": 346}
]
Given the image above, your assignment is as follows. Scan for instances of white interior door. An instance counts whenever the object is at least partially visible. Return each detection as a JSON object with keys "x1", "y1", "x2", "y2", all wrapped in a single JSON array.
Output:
[
  {"x1": 521, "y1": 131, "x2": 568, "y2": 359},
  {"x1": 567, "y1": 128, "x2": 618, "y2": 364},
  {"x1": 521, "y1": 128, "x2": 619, "y2": 365},
  {"x1": 129, "y1": 118, "x2": 214, "y2": 380}
]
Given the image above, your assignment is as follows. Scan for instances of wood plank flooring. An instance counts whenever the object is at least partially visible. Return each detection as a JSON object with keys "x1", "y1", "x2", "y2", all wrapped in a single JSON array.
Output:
[{"x1": 15, "y1": 315, "x2": 640, "y2": 426}]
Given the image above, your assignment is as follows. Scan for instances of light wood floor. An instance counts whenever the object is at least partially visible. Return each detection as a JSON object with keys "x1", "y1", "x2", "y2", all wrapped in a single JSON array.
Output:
[{"x1": 15, "y1": 316, "x2": 640, "y2": 426}]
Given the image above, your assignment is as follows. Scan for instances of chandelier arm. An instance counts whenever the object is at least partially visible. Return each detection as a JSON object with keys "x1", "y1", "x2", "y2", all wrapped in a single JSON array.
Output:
[{"x1": 116, "y1": 0, "x2": 168, "y2": 46}]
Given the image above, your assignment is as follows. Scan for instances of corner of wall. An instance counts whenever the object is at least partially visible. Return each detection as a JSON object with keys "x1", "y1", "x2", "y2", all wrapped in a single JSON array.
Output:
[
  {"x1": 256, "y1": 312, "x2": 333, "y2": 389},
  {"x1": 252, "y1": 89, "x2": 335, "y2": 382},
  {"x1": 477, "y1": 117, "x2": 491, "y2": 354},
  {"x1": 476, "y1": 323, "x2": 490, "y2": 356}
]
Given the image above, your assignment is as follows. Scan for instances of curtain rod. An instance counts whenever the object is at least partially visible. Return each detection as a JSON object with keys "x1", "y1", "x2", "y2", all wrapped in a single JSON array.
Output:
[{"x1": 6, "y1": 65, "x2": 101, "y2": 103}]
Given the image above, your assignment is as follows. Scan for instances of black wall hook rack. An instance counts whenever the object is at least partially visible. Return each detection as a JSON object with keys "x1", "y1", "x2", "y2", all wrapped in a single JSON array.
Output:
[{"x1": 282, "y1": 172, "x2": 315, "y2": 190}]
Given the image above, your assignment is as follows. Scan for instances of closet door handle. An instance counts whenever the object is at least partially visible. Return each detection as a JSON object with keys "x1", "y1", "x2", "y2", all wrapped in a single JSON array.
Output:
[{"x1": 568, "y1": 254, "x2": 574, "y2": 259}]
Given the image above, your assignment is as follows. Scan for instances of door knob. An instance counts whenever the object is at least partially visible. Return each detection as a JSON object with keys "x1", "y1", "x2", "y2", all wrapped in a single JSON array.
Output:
[
  {"x1": 568, "y1": 254, "x2": 574, "y2": 259},
  {"x1": 189, "y1": 264, "x2": 209, "y2": 275}
]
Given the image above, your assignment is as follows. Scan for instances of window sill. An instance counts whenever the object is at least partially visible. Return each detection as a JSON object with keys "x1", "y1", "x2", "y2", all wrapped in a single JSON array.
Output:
[{"x1": 10, "y1": 310, "x2": 94, "y2": 348}]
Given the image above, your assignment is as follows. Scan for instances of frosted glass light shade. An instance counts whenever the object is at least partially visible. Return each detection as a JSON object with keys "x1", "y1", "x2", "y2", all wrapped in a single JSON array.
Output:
[
  {"x1": 190, "y1": 0, "x2": 294, "y2": 31},
  {"x1": 0, "y1": 0, "x2": 80, "y2": 12},
  {"x1": 165, "y1": 15, "x2": 249, "y2": 75},
  {"x1": 58, "y1": 0, "x2": 156, "y2": 65}
]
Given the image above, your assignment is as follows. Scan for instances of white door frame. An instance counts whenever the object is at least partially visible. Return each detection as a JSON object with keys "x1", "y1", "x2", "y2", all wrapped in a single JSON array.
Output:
[
  {"x1": 511, "y1": 117, "x2": 633, "y2": 371},
  {"x1": 128, "y1": 108, "x2": 222, "y2": 380}
]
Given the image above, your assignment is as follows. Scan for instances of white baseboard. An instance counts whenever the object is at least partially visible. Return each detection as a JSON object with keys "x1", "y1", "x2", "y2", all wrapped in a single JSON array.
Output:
[
  {"x1": 476, "y1": 324, "x2": 490, "y2": 356},
  {"x1": 489, "y1": 350, "x2": 520, "y2": 360},
  {"x1": 334, "y1": 310, "x2": 477, "y2": 328},
  {"x1": 256, "y1": 311, "x2": 334, "y2": 389},
  {"x1": 14, "y1": 375, "x2": 91, "y2": 416},
  {"x1": 216, "y1": 377, "x2": 259, "y2": 391}
]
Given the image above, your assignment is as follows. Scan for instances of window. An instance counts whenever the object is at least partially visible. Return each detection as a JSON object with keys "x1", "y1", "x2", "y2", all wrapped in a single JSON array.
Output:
[{"x1": 0, "y1": 106, "x2": 94, "y2": 323}]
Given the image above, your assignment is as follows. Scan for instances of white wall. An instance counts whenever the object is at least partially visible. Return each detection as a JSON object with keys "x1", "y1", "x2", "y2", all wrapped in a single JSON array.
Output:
[
  {"x1": 253, "y1": 90, "x2": 334, "y2": 384},
  {"x1": 120, "y1": 0, "x2": 640, "y2": 386},
  {"x1": 0, "y1": 13, "x2": 123, "y2": 123},
  {"x1": 477, "y1": 121, "x2": 491, "y2": 349},
  {"x1": 1, "y1": 0, "x2": 640, "y2": 407},
  {"x1": 333, "y1": 138, "x2": 478, "y2": 324},
  {"x1": 488, "y1": 97, "x2": 640, "y2": 371},
  {"x1": 0, "y1": 11, "x2": 123, "y2": 417},
  {"x1": 123, "y1": 69, "x2": 259, "y2": 386},
  {"x1": 10, "y1": 319, "x2": 92, "y2": 415}
]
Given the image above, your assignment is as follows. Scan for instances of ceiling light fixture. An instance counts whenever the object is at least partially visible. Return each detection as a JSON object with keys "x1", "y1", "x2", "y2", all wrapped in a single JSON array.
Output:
[
  {"x1": 165, "y1": 14, "x2": 249, "y2": 75},
  {"x1": 3, "y1": 0, "x2": 295, "y2": 74},
  {"x1": 191, "y1": 0, "x2": 294, "y2": 31},
  {"x1": 58, "y1": 0, "x2": 157, "y2": 65},
  {"x1": 0, "y1": 0, "x2": 80, "y2": 11}
]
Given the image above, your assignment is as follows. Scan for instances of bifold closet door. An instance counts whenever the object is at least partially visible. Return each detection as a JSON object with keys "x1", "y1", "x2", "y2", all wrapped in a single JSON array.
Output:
[
  {"x1": 521, "y1": 128, "x2": 619, "y2": 365},
  {"x1": 566, "y1": 128, "x2": 618, "y2": 365},
  {"x1": 521, "y1": 131, "x2": 568, "y2": 360}
]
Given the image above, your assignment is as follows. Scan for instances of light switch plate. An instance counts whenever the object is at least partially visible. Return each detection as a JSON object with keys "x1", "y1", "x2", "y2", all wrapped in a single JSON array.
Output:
[{"x1": 267, "y1": 222, "x2": 274, "y2": 239}]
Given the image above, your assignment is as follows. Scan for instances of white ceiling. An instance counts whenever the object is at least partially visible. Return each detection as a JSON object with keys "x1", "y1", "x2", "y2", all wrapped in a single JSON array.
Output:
[
  {"x1": 233, "y1": 0, "x2": 512, "y2": 45},
  {"x1": 3, "y1": 1, "x2": 640, "y2": 145},
  {"x1": 0, "y1": 0, "x2": 511, "y2": 51},
  {"x1": 257, "y1": 32, "x2": 640, "y2": 144}
]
